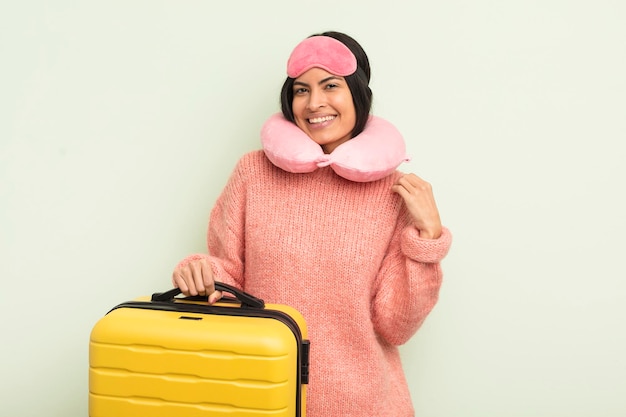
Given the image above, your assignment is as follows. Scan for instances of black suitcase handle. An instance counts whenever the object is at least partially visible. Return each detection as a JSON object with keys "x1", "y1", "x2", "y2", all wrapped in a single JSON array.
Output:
[{"x1": 151, "y1": 282, "x2": 265, "y2": 309}]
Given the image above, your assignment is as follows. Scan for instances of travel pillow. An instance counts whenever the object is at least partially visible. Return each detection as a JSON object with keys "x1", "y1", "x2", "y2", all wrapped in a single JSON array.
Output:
[{"x1": 261, "y1": 113, "x2": 409, "y2": 182}]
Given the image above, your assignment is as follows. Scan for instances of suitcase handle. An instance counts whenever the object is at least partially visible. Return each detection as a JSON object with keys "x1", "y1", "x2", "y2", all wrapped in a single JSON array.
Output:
[{"x1": 151, "y1": 282, "x2": 265, "y2": 309}]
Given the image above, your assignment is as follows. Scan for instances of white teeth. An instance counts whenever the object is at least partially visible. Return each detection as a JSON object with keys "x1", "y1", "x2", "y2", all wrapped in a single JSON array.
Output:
[{"x1": 309, "y1": 116, "x2": 335, "y2": 124}]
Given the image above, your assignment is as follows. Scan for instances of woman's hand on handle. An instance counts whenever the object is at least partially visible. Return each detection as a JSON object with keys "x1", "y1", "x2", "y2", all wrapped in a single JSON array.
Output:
[{"x1": 172, "y1": 258, "x2": 223, "y2": 304}]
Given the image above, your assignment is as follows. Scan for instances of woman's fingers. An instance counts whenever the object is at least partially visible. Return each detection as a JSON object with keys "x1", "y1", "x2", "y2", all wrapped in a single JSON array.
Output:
[
  {"x1": 172, "y1": 258, "x2": 222, "y2": 303},
  {"x1": 201, "y1": 260, "x2": 215, "y2": 294},
  {"x1": 208, "y1": 290, "x2": 223, "y2": 304},
  {"x1": 189, "y1": 261, "x2": 205, "y2": 295},
  {"x1": 392, "y1": 173, "x2": 442, "y2": 239},
  {"x1": 172, "y1": 258, "x2": 216, "y2": 296},
  {"x1": 172, "y1": 269, "x2": 189, "y2": 294}
]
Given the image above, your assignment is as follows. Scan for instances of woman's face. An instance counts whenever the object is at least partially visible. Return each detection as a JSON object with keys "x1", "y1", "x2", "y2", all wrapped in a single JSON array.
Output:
[{"x1": 292, "y1": 67, "x2": 356, "y2": 154}]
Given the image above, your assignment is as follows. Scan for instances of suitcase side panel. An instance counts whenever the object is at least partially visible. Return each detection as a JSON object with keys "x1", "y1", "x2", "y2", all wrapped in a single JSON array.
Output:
[{"x1": 90, "y1": 307, "x2": 301, "y2": 417}]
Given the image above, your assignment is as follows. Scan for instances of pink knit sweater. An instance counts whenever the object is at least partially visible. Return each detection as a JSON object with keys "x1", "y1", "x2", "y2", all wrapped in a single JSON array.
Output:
[{"x1": 182, "y1": 150, "x2": 451, "y2": 417}]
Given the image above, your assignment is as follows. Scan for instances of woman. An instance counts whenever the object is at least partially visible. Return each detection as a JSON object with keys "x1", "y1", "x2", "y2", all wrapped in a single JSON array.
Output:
[{"x1": 173, "y1": 31, "x2": 452, "y2": 417}]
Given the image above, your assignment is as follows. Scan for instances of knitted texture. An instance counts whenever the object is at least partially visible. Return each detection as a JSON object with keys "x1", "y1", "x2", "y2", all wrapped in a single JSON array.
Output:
[{"x1": 180, "y1": 150, "x2": 451, "y2": 417}]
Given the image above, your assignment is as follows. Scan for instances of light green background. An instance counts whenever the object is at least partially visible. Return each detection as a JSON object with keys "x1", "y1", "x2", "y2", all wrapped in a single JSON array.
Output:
[{"x1": 2, "y1": 1, "x2": 625, "y2": 416}]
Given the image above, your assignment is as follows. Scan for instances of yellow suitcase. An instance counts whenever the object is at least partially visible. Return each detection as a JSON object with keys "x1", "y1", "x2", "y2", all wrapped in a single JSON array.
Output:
[{"x1": 89, "y1": 283, "x2": 309, "y2": 416}]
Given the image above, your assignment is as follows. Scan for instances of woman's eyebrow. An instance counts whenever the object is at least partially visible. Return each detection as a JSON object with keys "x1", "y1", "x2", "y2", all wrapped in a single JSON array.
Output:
[
  {"x1": 319, "y1": 76, "x2": 342, "y2": 85},
  {"x1": 293, "y1": 76, "x2": 342, "y2": 88}
]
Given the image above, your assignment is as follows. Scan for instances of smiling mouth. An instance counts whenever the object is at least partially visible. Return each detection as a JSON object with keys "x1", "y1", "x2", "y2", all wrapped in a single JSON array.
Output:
[{"x1": 308, "y1": 115, "x2": 336, "y2": 124}]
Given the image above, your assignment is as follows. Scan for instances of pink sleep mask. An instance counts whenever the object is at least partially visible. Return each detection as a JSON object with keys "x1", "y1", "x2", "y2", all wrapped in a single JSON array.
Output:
[
  {"x1": 287, "y1": 36, "x2": 358, "y2": 78},
  {"x1": 261, "y1": 113, "x2": 410, "y2": 182}
]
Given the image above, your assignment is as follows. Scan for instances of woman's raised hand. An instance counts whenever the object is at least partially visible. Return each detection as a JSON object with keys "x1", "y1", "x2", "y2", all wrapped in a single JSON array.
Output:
[{"x1": 391, "y1": 173, "x2": 443, "y2": 239}]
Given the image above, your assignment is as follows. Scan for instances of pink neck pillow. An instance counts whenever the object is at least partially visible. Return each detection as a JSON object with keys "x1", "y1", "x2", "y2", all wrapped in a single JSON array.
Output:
[{"x1": 261, "y1": 113, "x2": 410, "y2": 182}]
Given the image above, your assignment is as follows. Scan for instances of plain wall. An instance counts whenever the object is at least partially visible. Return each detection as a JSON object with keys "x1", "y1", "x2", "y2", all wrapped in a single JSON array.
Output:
[{"x1": 1, "y1": 1, "x2": 625, "y2": 416}]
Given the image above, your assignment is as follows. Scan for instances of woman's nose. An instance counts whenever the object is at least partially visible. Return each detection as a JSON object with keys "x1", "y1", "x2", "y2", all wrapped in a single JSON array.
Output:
[{"x1": 306, "y1": 89, "x2": 326, "y2": 110}]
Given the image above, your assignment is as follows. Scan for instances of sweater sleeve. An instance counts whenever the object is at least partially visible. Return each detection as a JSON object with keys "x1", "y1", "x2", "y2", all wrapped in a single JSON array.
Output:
[
  {"x1": 175, "y1": 156, "x2": 249, "y2": 290},
  {"x1": 205, "y1": 156, "x2": 249, "y2": 290},
  {"x1": 371, "y1": 209, "x2": 452, "y2": 346}
]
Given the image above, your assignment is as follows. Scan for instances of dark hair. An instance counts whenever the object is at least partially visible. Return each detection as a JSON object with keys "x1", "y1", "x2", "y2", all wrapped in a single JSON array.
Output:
[{"x1": 280, "y1": 31, "x2": 373, "y2": 138}]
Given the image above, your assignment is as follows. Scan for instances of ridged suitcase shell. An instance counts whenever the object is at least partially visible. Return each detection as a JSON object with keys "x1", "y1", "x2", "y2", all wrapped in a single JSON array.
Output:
[{"x1": 89, "y1": 284, "x2": 309, "y2": 416}]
